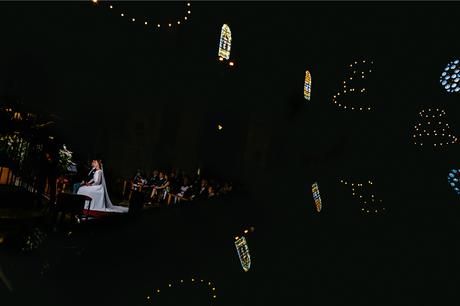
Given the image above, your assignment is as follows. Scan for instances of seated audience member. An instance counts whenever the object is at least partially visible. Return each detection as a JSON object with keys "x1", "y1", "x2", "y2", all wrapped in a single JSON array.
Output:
[
  {"x1": 207, "y1": 185, "x2": 217, "y2": 198},
  {"x1": 128, "y1": 170, "x2": 145, "y2": 201},
  {"x1": 196, "y1": 179, "x2": 209, "y2": 199},
  {"x1": 148, "y1": 170, "x2": 159, "y2": 187},
  {"x1": 168, "y1": 176, "x2": 193, "y2": 204},
  {"x1": 192, "y1": 174, "x2": 201, "y2": 189},
  {"x1": 151, "y1": 174, "x2": 170, "y2": 201},
  {"x1": 141, "y1": 170, "x2": 158, "y2": 204},
  {"x1": 168, "y1": 171, "x2": 180, "y2": 194},
  {"x1": 219, "y1": 181, "x2": 233, "y2": 195},
  {"x1": 133, "y1": 170, "x2": 143, "y2": 184},
  {"x1": 150, "y1": 172, "x2": 169, "y2": 202}
]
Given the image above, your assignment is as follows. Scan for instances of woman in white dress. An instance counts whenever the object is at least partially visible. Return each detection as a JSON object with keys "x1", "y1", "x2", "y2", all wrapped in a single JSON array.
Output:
[{"x1": 77, "y1": 160, "x2": 128, "y2": 213}]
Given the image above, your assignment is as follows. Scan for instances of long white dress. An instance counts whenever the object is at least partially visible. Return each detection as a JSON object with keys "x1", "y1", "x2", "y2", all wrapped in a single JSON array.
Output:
[{"x1": 77, "y1": 169, "x2": 128, "y2": 213}]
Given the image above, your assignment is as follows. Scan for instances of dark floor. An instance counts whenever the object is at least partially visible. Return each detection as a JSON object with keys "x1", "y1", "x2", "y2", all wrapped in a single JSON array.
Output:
[{"x1": 1, "y1": 177, "x2": 460, "y2": 305}]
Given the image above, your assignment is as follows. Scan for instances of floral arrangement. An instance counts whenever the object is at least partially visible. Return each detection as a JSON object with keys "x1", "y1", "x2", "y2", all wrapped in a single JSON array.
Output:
[{"x1": 58, "y1": 144, "x2": 76, "y2": 175}]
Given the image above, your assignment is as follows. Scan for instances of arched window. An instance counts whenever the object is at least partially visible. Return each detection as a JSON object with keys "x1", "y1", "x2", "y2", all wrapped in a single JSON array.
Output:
[
  {"x1": 234, "y1": 236, "x2": 251, "y2": 272},
  {"x1": 218, "y1": 24, "x2": 232, "y2": 60},
  {"x1": 311, "y1": 182, "x2": 322, "y2": 212},
  {"x1": 304, "y1": 70, "x2": 312, "y2": 100}
]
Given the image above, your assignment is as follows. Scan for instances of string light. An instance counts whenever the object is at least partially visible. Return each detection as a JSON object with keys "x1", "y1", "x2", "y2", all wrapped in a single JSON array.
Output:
[
  {"x1": 332, "y1": 59, "x2": 374, "y2": 111},
  {"x1": 412, "y1": 108, "x2": 458, "y2": 147},
  {"x1": 217, "y1": 124, "x2": 223, "y2": 130},
  {"x1": 448, "y1": 169, "x2": 460, "y2": 195},
  {"x1": 91, "y1": 1, "x2": 192, "y2": 31},
  {"x1": 147, "y1": 277, "x2": 218, "y2": 303},
  {"x1": 440, "y1": 59, "x2": 460, "y2": 92},
  {"x1": 340, "y1": 179, "x2": 385, "y2": 214},
  {"x1": 311, "y1": 182, "x2": 322, "y2": 212}
]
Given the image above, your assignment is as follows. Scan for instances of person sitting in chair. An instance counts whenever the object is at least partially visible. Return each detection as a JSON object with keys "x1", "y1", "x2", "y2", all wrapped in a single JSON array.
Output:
[
  {"x1": 149, "y1": 172, "x2": 169, "y2": 203},
  {"x1": 77, "y1": 160, "x2": 128, "y2": 213},
  {"x1": 72, "y1": 160, "x2": 97, "y2": 194}
]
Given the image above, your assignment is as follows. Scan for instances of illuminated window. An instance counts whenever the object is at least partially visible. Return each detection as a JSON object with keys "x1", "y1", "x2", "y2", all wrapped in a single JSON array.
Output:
[
  {"x1": 448, "y1": 169, "x2": 460, "y2": 195},
  {"x1": 218, "y1": 24, "x2": 232, "y2": 60},
  {"x1": 304, "y1": 70, "x2": 312, "y2": 101},
  {"x1": 440, "y1": 59, "x2": 460, "y2": 93},
  {"x1": 311, "y1": 182, "x2": 321, "y2": 212},
  {"x1": 234, "y1": 236, "x2": 251, "y2": 272}
]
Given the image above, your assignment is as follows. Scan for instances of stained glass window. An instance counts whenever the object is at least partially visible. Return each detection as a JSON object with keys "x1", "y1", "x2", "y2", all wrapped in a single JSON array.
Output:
[
  {"x1": 304, "y1": 70, "x2": 312, "y2": 100},
  {"x1": 218, "y1": 24, "x2": 232, "y2": 60},
  {"x1": 234, "y1": 236, "x2": 251, "y2": 272},
  {"x1": 311, "y1": 182, "x2": 322, "y2": 212}
]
